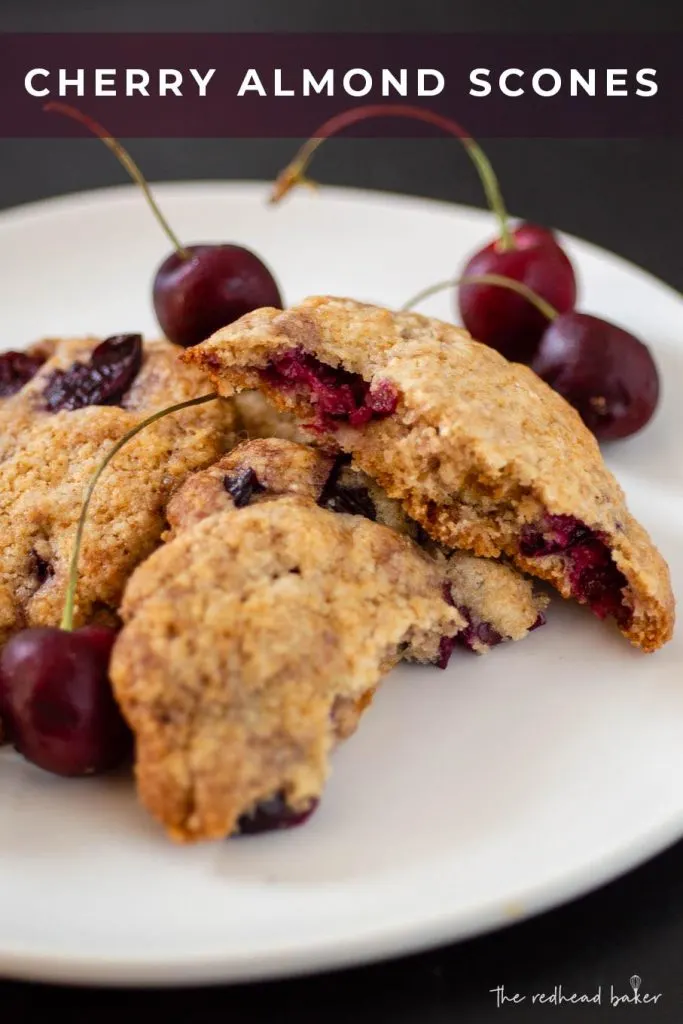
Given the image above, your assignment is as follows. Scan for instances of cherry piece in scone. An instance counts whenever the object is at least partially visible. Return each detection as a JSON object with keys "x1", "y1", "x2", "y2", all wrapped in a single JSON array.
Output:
[
  {"x1": 458, "y1": 223, "x2": 577, "y2": 364},
  {"x1": 520, "y1": 514, "x2": 630, "y2": 624},
  {"x1": 43, "y1": 334, "x2": 143, "y2": 412},
  {"x1": 531, "y1": 312, "x2": 660, "y2": 441},
  {"x1": 44, "y1": 102, "x2": 283, "y2": 349},
  {"x1": 237, "y1": 793, "x2": 319, "y2": 835},
  {"x1": 0, "y1": 626, "x2": 130, "y2": 777},
  {"x1": 0, "y1": 351, "x2": 45, "y2": 398},
  {"x1": 263, "y1": 348, "x2": 398, "y2": 432},
  {"x1": 223, "y1": 466, "x2": 265, "y2": 507},
  {"x1": 153, "y1": 245, "x2": 282, "y2": 349}
]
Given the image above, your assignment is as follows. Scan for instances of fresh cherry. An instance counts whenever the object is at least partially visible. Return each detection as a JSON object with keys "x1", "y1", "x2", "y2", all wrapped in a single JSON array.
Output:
[
  {"x1": 404, "y1": 273, "x2": 660, "y2": 443},
  {"x1": 458, "y1": 223, "x2": 577, "y2": 363},
  {"x1": 45, "y1": 102, "x2": 283, "y2": 349},
  {"x1": 531, "y1": 312, "x2": 660, "y2": 441},
  {"x1": 0, "y1": 626, "x2": 130, "y2": 776},
  {"x1": 270, "y1": 104, "x2": 576, "y2": 368},
  {"x1": 153, "y1": 245, "x2": 282, "y2": 349},
  {"x1": 0, "y1": 390, "x2": 218, "y2": 778}
]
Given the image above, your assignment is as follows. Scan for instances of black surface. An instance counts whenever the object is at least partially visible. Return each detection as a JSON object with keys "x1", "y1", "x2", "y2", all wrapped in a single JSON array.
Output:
[{"x1": 1, "y1": 1, "x2": 682, "y2": 1019}]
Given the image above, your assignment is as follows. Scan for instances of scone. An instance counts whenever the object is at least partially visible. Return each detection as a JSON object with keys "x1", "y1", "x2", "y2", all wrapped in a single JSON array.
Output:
[
  {"x1": 234, "y1": 389, "x2": 309, "y2": 444},
  {"x1": 166, "y1": 437, "x2": 548, "y2": 655},
  {"x1": 184, "y1": 297, "x2": 674, "y2": 652},
  {"x1": 110, "y1": 498, "x2": 462, "y2": 842},
  {"x1": 0, "y1": 334, "x2": 234, "y2": 645}
]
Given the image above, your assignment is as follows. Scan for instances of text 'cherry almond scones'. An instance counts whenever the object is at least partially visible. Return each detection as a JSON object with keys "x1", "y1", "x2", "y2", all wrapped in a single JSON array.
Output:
[
  {"x1": 110, "y1": 498, "x2": 462, "y2": 842},
  {"x1": 0, "y1": 334, "x2": 234, "y2": 646},
  {"x1": 184, "y1": 296, "x2": 675, "y2": 653},
  {"x1": 166, "y1": 438, "x2": 548, "y2": 657}
]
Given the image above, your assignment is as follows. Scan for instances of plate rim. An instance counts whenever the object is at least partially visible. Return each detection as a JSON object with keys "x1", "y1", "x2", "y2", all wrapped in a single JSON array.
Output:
[
  {"x1": 0, "y1": 181, "x2": 681, "y2": 987},
  {"x1": 0, "y1": 178, "x2": 680, "y2": 306},
  {"x1": 2, "y1": 808, "x2": 683, "y2": 987}
]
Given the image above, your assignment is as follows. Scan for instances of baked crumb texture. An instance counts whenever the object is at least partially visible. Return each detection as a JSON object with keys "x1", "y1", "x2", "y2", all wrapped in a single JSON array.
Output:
[
  {"x1": 166, "y1": 437, "x2": 547, "y2": 650},
  {"x1": 0, "y1": 336, "x2": 234, "y2": 645},
  {"x1": 184, "y1": 296, "x2": 674, "y2": 652},
  {"x1": 110, "y1": 498, "x2": 462, "y2": 842},
  {"x1": 234, "y1": 389, "x2": 310, "y2": 444}
]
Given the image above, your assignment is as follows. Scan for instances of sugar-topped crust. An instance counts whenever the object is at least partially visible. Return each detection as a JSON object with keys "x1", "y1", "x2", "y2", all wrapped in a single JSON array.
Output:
[
  {"x1": 167, "y1": 438, "x2": 547, "y2": 649},
  {"x1": 110, "y1": 498, "x2": 462, "y2": 842},
  {"x1": 0, "y1": 336, "x2": 234, "y2": 644},
  {"x1": 166, "y1": 436, "x2": 334, "y2": 537},
  {"x1": 184, "y1": 296, "x2": 674, "y2": 652}
]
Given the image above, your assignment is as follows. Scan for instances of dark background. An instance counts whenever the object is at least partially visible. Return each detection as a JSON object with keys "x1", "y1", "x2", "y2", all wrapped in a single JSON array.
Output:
[
  {"x1": 1, "y1": 0, "x2": 683, "y2": 291},
  {"x1": 2, "y1": 0, "x2": 683, "y2": 1021}
]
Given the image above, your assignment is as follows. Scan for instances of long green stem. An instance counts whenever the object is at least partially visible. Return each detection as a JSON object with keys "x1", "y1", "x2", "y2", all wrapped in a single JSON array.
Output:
[
  {"x1": 44, "y1": 101, "x2": 189, "y2": 259},
  {"x1": 401, "y1": 273, "x2": 559, "y2": 321},
  {"x1": 270, "y1": 104, "x2": 514, "y2": 250},
  {"x1": 60, "y1": 393, "x2": 217, "y2": 631}
]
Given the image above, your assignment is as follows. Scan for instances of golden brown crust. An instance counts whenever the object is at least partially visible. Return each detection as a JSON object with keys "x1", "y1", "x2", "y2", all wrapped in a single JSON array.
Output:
[
  {"x1": 184, "y1": 297, "x2": 674, "y2": 652},
  {"x1": 0, "y1": 336, "x2": 234, "y2": 644},
  {"x1": 165, "y1": 436, "x2": 334, "y2": 538},
  {"x1": 440, "y1": 551, "x2": 547, "y2": 648},
  {"x1": 167, "y1": 438, "x2": 547, "y2": 648},
  {"x1": 110, "y1": 498, "x2": 462, "y2": 842}
]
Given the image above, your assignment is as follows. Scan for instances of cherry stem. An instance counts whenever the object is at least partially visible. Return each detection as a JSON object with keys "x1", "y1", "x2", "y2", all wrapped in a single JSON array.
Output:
[
  {"x1": 401, "y1": 272, "x2": 559, "y2": 322},
  {"x1": 43, "y1": 101, "x2": 189, "y2": 260},
  {"x1": 270, "y1": 104, "x2": 514, "y2": 251},
  {"x1": 60, "y1": 392, "x2": 217, "y2": 632}
]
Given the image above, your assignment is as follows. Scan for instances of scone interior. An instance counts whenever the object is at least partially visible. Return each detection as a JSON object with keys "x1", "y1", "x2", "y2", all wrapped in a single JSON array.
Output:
[
  {"x1": 110, "y1": 498, "x2": 462, "y2": 842},
  {"x1": 166, "y1": 437, "x2": 548, "y2": 656},
  {"x1": 184, "y1": 297, "x2": 674, "y2": 652},
  {"x1": 0, "y1": 334, "x2": 234, "y2": 644}
]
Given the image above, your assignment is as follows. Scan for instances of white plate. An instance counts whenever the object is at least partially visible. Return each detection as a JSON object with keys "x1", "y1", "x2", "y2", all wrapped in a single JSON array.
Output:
[{"x1": 0, "y1": 183, "x2": 681, "y2": 987}]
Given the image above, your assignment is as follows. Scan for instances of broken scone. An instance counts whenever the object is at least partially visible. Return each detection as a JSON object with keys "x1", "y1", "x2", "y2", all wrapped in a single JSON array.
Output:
[
  {"x1": 166, "y1": 438, "x2": 548, "y2": 656},
  {"x1": 233, "y1": 389, "x2": 310, "y2": 444},
  {"x1": 184, "y1": 297, "x2": 674, "y2": 652},
  {"x1": 0, "y1": 334, "x2": 234, "y2": 646},
  {"x1": 110, "y1": 498, "x2": 462, "y2": 842}
]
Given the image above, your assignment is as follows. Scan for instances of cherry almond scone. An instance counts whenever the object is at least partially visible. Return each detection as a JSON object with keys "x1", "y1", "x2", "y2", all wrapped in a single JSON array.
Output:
[
  {"x1": 0, "y1": 334, "x2": 234, "y2": 645},
  {"x1": 110, "y1": 497, "x2": 462, "y2": 842},
  {"x1": 184, "y1": 296, "x2": 675, "y2": 653},
  {"x1": 166, "y1": 438, "x2": 548, "y2": 657}
]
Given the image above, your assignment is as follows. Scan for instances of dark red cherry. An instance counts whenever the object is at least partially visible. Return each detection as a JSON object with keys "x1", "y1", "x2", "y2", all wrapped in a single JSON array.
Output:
[
  {"x1": 223, "y1": 466, "x2": 265, "y2": 508},
  {"x1": 459, "y1": 223, "x2": 577, "y2": 363},
  {"x1": 263, "y1": 348, "x2": 398, "y2": 432},
  {"x1": 456, "y1": 608, "x2": 504, "y2": 652},
  {"x1": 519, "y1": 514, "x2": 629, "y2": 624},
  {"x1": 153, "y1": 245, "x2": 283, "y2": 349},
  {"x1": 43, "y1": 334, "x2": 143, "y2": 412},
  {"x1": 237, "y1": 793, "x2": 319, "y2": 835},
  {"x1": 531, "y1": 312, "x2": 660, "y2": 441},
  {"x1": 0, "y1": 625, "x2": 131, "y2": 777},
  {"x1": 0, "y1": 351, "x2": 45, "y2": 398},
  {"x1": 40, "y1": 106, "x2": 284, "y2": 353}
]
